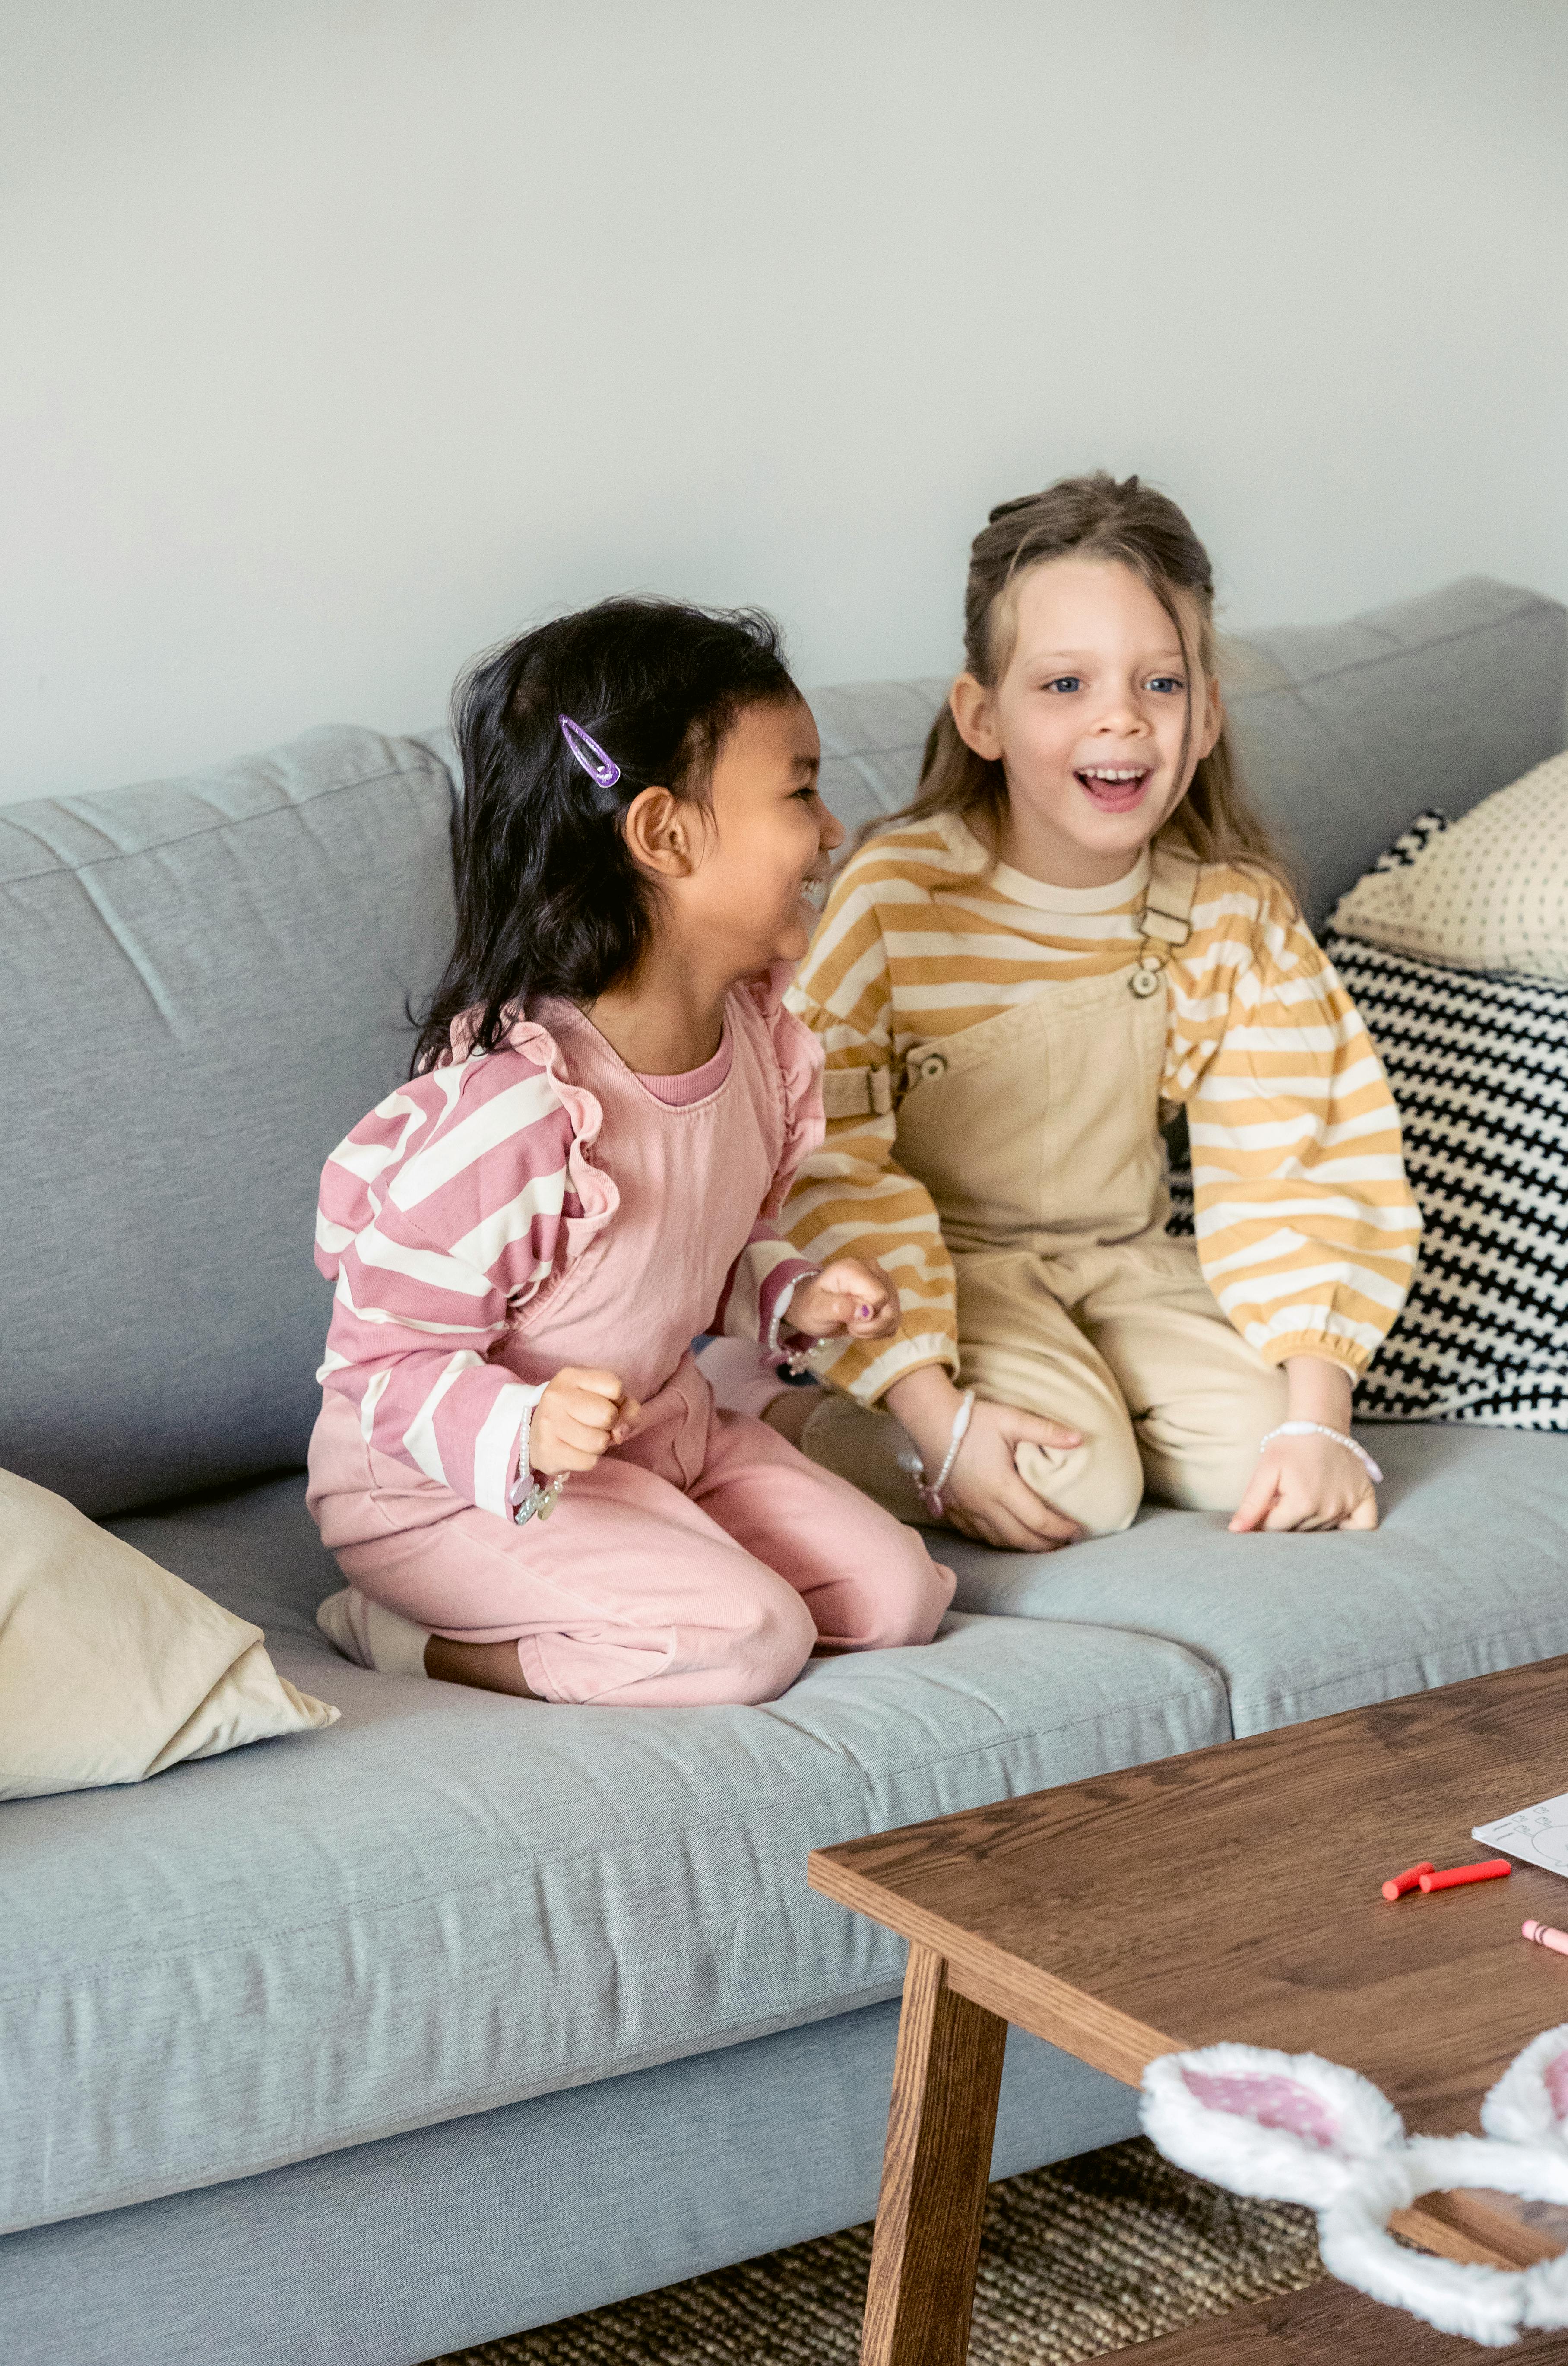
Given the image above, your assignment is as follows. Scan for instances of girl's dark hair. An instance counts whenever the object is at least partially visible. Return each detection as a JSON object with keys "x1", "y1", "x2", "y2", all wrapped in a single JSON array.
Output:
[
  {"x1": 412, "y1": 596, "x2": 798, "y2": 1073},
  {"x1": 867, "y1": 471, "x2": 1292, "y2": 897}
]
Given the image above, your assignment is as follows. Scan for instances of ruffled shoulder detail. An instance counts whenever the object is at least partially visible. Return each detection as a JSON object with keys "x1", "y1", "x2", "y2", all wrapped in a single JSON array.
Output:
[
  {"x1": 471, "y1": 1005, "x2": 620, "y2": 1259},
  {"x1": 736, "y1": 964, "x2": 824, "y2": 1218},
  {"x1": 495, "y1": 1012, "x2": 619, "y2": 1257}
]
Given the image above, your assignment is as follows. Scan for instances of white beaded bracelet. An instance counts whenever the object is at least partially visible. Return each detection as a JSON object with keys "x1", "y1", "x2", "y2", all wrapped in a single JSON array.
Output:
[
  {"x1": 899, "y1": 1388, "x2": 977, "y2": 1520},
  {"x1": 767, "y1": 1267, "x2": 823, "y2": 1376},
  {"x1": 509, "y1": 1388, "x2": 568, "y2": 1526},
  {"x1": 1258, "y1": 1421, "x2": 1383, "y2": 1485}
]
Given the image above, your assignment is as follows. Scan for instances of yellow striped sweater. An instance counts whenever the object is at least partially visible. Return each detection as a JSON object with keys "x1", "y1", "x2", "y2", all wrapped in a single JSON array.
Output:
[{"x1": 782, "y1": 809, "x2": 1420, "y2": 1402}]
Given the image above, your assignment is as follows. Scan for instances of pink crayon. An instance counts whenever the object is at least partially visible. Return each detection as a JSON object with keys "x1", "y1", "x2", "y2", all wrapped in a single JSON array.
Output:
[{"x1": 1524, "y1": 1920, "x2": 1568, "y2": 1959}]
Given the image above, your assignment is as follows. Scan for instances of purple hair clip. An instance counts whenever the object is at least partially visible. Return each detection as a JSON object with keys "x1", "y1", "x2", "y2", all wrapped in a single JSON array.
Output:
[{"x1": 558, "y1": 714, "x2": 621, "y2": 788}]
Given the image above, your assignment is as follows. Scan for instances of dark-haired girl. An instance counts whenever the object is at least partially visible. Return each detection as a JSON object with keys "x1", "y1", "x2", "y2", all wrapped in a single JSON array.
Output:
[{"x1": 307, "y1": 599, "x2": 954, "y2": 1706}]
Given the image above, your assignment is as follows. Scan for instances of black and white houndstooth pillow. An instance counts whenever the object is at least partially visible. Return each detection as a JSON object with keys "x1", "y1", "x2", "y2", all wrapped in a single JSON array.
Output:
[{"x1": 1169, "y1": 812, "x2": 1568, "y2": 1426}]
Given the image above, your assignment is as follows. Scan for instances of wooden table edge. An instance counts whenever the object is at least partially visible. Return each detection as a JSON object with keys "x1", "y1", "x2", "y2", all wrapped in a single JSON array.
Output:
[
  {"x1": 807, "y1": 1850, "x2": 1558, "y2": 2275},
  {"x1": 811, "y1": 1847, "x2": 1180, "y2": 2084}
]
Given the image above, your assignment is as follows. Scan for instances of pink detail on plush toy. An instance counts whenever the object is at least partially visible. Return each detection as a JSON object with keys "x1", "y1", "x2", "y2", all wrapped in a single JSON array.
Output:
[
  {"x1": 1543, "y1": 2053, "x2": 1568, "y2": 2123},
  {"x1": 1182, "y1": 2069, "x2": 1340, "y2": 2149}
]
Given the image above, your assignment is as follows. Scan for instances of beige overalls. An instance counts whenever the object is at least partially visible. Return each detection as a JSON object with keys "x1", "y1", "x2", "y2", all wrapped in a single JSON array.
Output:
[{"x1": 800, "y1": 846, "x2": 1290, "y2": 1535}]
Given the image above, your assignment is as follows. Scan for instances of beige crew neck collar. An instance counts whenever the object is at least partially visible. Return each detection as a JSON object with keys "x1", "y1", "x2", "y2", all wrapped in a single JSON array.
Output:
[{"x1": 953, "y1": 816, "x2": 1149, "y2": 913}]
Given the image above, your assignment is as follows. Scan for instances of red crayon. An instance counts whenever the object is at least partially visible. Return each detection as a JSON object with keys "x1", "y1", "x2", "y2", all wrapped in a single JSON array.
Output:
[
  {"x1": 1381, "y1": 1861, "x2": 1436, "y2": 1901},
  {"x1": 1419, "y1": 1860, "x2": 1512, "y2": 1893}
]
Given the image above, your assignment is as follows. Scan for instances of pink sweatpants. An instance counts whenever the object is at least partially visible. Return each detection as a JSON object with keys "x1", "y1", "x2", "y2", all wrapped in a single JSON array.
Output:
[{"x1": 307, "y1": 1356, "x2": 954, "y2": 1707}]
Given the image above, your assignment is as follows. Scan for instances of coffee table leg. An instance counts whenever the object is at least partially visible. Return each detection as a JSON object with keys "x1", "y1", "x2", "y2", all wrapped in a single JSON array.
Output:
[{"x1": 861, "y1": 1941, "x2": 1009, "y2": 2366}]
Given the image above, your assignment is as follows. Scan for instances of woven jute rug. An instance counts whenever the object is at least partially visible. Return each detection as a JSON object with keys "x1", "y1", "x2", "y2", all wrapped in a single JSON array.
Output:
[{"x1": 427, "y1": 2136, "x2": 1323, "y2": 2365}]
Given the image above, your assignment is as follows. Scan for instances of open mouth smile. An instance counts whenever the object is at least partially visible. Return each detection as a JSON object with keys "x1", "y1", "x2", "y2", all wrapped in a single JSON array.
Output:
[{"x1": 1075, "y1": 764, "x2": 1151, "y2": 813}]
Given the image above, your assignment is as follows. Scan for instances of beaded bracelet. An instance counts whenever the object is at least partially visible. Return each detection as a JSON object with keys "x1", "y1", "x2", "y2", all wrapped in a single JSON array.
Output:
[
  {"x1": 1258, "y1": 1421, "x2": 1383, "y2": 1485},
  {"x1": 899, "y1": 1388, "x2": 977, "y2": 1520},
  {"x1": 510, "y1": 1469, "x2": 569, "y2": 1526},
  {"x1": 767, "y1": 1267, "x2": 823, "y2": 1378},
  {"x1": 509, "y1": 1390, "x2": 568, "y2": 1526},
  {"x1": 766, "y1": 1269, "x2": 884, "y2": 1377}
]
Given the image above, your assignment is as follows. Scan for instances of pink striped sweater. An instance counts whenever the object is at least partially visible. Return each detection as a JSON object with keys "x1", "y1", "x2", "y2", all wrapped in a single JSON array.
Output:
[{"x1": 313, "y1": 983, "x2": 821, "y2": 1519}]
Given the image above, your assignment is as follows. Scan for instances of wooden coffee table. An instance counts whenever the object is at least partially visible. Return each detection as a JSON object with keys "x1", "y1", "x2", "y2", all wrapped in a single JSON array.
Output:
[
  {"x1": 809, "y1": 1654, "x2": 1568, "y2": 2366},
  {"x1": 1127, "y1": 2275, "x2": 1568, "y2": 2358}
]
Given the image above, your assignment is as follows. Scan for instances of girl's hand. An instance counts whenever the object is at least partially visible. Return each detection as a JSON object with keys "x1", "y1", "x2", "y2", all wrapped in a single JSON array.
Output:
[
  {"x1": 1228, "y1": 1433, "x2": 1378, "y2": 1533},
  {"x1": 530, "y1": 1367, "x2": 643, "y2": 1476},
  {"x1": 885, "y1": 1367, "x2": 1083, "y2": 1551},
  {"x1": 1229, "y1": 1353, "x2": 1376, "y2": 1533},
  {"x1": 789, "y1": 1258, "x2": 898, "y2": 1343},
  {"x1": 942, "y1": 1399, "x2": 1086, "y2": 1549}
]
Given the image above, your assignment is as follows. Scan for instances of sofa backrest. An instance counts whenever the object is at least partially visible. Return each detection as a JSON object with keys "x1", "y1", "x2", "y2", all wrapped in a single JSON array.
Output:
[
  {"x1": 811, "y1": 576, "x2": 1568, "y2": 923},
  {"x1": 3, "y1": 577, "x2": 1563, "y2": 1518},
  {"x1": 0, "y1": 730, "x2": 456, "y2": 1515}
]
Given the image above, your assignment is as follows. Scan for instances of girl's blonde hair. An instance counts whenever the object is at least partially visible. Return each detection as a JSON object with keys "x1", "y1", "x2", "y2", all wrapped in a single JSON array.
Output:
[{"x1": 874, "y1": 471, "x2": 1293, "y2": 898}]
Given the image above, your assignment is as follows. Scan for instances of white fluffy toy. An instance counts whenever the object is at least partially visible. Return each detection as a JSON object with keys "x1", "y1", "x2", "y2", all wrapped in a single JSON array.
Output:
[{"x1": 1141, "y1": 2026, "x2": 1568, "y2": 2346}]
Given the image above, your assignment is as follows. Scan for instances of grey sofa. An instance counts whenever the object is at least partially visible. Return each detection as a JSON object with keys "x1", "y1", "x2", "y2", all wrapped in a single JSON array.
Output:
[{"x1": 2, "y1": 577, "x2": 1565, "y2": 2366}]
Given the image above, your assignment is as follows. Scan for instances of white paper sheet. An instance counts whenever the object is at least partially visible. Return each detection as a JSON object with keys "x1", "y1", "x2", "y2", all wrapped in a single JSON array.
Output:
[{"x1": 1473, "y1": 1794, "x2": 1568, "y2": 1876}]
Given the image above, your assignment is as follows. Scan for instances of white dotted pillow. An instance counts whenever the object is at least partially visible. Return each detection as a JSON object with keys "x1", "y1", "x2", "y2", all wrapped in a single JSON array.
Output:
[{"x1": 1330, "y1": 748, "x2": 1568, "y2": 977}]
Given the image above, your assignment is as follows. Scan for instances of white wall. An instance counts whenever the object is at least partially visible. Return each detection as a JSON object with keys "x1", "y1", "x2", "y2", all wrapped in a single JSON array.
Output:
[{"x1": 2, "y1": 0, "x2": 1565, "y2": 805}]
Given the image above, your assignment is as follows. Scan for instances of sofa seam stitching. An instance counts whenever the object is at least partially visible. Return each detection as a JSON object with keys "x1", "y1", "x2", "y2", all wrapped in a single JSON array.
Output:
[
  {"x1": 1226, "y1": 602, "x2": 1560, "y2": 697},
  {"x1": 1239, "y1": 1615, "x2": 1568, "y2": 1715},
  {"x1": 0, "y1": 758, "x2": 447, "y2": 887}
]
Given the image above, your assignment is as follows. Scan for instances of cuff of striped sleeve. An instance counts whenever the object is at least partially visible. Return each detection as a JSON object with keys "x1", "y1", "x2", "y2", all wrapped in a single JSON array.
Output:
[
  {"x1": 764, "y1": 1263, "x2": 821, "y2": 1360},
  {"x1": 726, "y1": 1243, "x2": 820, "y2": 1347},
  {"x1": 811, "y1": 1329, "x2": 957, "y2": 1406},
  {"x1": 474, "y1": 1377, "x2": 549, "y2": 1518},
  {"x1": 1258, "y1": 1329, "x2": 1372, "y2": 1377}
]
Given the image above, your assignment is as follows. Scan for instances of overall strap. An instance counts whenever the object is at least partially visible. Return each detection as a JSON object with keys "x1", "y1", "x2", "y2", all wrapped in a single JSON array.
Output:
[
  {"x1": 822, "y1": 1064, "x2": 897, "y2": 1121},
  {"x1": 1128, "y1": 844, "x2": 1201, "y2": 998}
]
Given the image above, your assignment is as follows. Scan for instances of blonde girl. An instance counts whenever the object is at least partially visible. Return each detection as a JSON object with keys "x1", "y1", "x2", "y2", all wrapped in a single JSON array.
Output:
[{"x1": 708, "y1": 474, "x2": 1420, "y2": 1547}]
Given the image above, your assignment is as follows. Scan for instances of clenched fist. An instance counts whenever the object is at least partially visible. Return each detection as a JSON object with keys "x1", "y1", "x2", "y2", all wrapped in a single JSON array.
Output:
[
  {"x1": 529, "y1": 1367, "x2": 643, "y2": 1477},
  {"x1": 787, "y1": 1258, "x2": 899, "y2": 1344}
]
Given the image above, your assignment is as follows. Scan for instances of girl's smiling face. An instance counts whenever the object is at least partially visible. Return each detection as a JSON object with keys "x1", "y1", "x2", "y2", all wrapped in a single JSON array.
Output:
[
  {"x1": 673, "y1": 694, "x2": 842, "y2": 971},
  {"x1": 950, "y1": 556, "x2": 1222, "y2": 889}
]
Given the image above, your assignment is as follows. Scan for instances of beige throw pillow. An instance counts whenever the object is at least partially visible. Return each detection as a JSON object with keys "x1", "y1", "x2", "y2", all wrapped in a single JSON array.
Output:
[
  {"x1": 1330, "y1": 750, "x2": 1568, "y2": 977},
  {"x1": 0, "y1": 1468, "x2": 337, "y2": 1801}
]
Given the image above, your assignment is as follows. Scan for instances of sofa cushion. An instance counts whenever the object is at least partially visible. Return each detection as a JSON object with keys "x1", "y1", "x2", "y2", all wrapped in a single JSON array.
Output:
[
  {"x1": 1170, "y1": 809, "x2": 1568, "y2": 1428},
  {"x1": 1330, "y1": 749, "x2": 1568, "y2": 979},
  {"x1": 809, "y1": 577, "x2": 1567, "y2": 924},
  {"x1": 940, "y1": 1425, "x2": 1568, "y2": 1737},
  {"x1": 0, "y1": 1474, "x2": 1229, "y2": 2235},
  {"x1": 1326, "y1": 882, "x2": 1568, "y2": 1430},
  {"x1": 0, "y1": 1468, "x2": 336, "y2": 1801},
  {"x1": 0, "y1": 729, "x2": 456, "y2": 1516}
]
